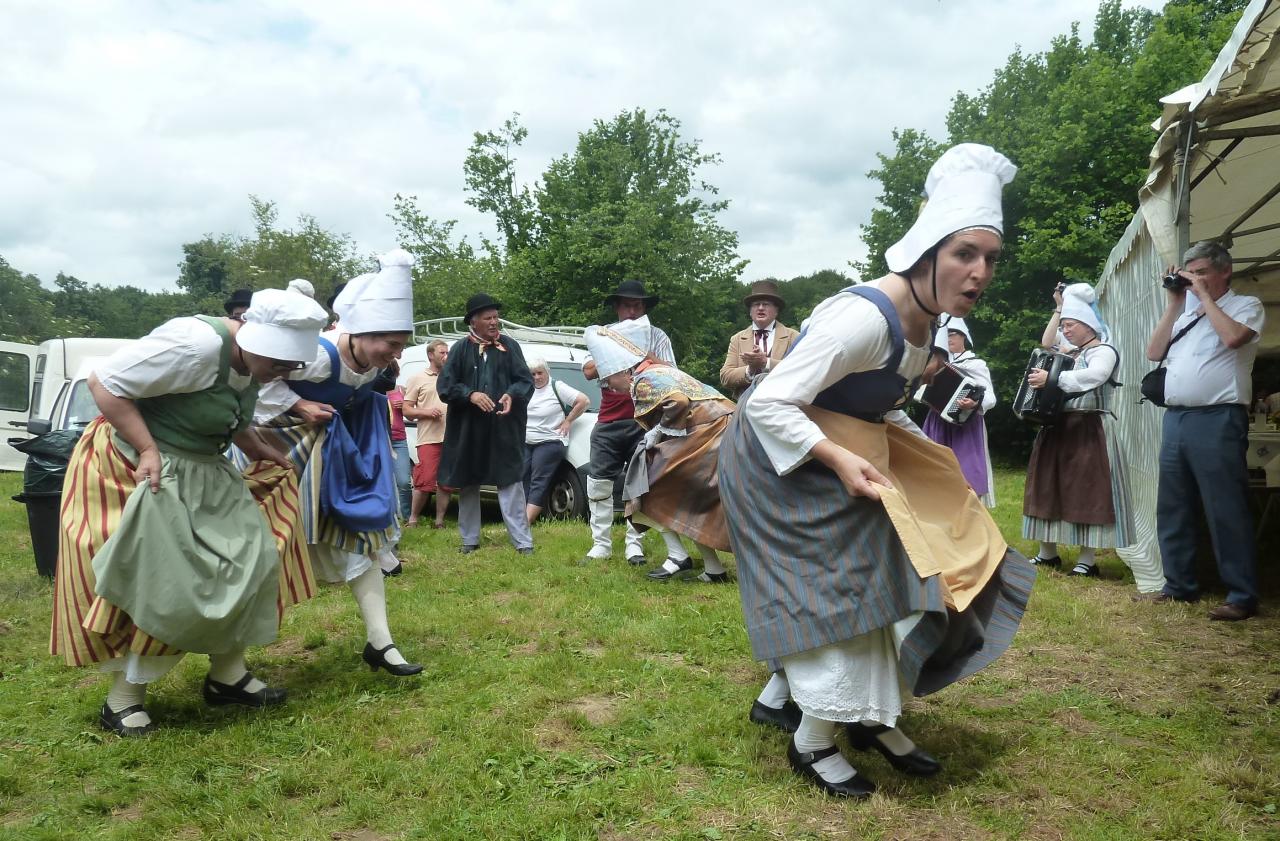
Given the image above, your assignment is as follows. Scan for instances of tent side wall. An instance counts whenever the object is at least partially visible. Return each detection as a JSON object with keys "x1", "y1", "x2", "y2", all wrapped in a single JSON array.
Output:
[{"x1": 1095, "y1": 211, "x2": 1169, "y2": 591}]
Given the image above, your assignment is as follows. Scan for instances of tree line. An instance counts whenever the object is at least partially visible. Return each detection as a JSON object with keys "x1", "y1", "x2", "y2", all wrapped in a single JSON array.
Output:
[{"x1": 0, "y1": 0, "x2": 1246, "y2": 461}]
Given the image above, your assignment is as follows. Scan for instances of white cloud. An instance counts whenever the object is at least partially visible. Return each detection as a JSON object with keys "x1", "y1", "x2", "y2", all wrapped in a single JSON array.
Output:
[{"x1": 0, "y1": 0, "x2": 1167, "y2": 291}]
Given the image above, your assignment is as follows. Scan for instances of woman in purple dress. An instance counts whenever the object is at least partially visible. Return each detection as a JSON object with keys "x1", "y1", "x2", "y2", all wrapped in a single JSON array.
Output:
[{"x1": 921, "y1": 319, "x2": 997, "y2": 507}]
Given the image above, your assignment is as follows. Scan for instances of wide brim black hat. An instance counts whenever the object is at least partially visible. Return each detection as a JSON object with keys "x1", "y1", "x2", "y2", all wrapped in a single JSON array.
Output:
[
  {"x1": 464, "y1": 293, "x2": 503, "y2": 324},
  {"x1": 604, "y1": 279, "x2": 659, "y2": 310},
  {"x1": 223, "y1": 288, "x2": 253, "y2": 314}
]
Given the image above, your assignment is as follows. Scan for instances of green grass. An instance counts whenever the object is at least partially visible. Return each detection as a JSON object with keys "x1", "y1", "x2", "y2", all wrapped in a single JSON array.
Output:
[{"x1": 0, "y1": 469, "x2": 1277, "y2": 840}]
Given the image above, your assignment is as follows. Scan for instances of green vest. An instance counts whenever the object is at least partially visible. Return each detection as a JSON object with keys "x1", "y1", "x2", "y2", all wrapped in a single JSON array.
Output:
[{"x1": 136, "y1": 316, "x2": 260, "y2": 455}]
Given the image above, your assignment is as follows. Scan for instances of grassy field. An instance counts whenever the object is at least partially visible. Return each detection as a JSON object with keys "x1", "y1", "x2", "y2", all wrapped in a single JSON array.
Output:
[{"x1": 0, "y1": 468, "x2": 1277, "y2": 840}]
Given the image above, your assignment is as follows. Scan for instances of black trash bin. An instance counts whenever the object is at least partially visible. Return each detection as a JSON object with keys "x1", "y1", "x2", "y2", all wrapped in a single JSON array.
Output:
[{"x1": 9, "y1": 429, "x2": 84, "y2": 579}]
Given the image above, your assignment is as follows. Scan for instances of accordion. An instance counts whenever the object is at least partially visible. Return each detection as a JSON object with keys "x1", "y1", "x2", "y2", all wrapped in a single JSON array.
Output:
[
  {"x1": 914, "y1": 362, "x2": 986, "y2": 425},
  {"x1": 1012, "y1": 349, "x2": 1076, "y2": 426}
]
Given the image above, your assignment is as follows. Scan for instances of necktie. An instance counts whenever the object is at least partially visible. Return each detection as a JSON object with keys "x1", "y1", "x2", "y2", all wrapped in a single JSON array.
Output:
[{"x1": 754, "y1": 329, "x2": 769, "y2": 356}]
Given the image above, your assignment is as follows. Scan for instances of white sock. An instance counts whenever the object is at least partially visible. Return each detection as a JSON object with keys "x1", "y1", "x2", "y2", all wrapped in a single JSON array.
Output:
[
  {"x1": 377, "y1": 548, "x2": 400, "y2": 573},
  {"x1": 756, "y1": 672, "x2": 791, "y2": 709},
  {"x1": 106, "y1": 672, "x2": 150, "y2": 728},
  {"x1": 1076, "y1": 547, "x2": 1096, "y2": 567},
  {"x1": 1039, "y1": 542, "x2": 1059, "y2": 559},
  {"x1": 794, "y1": 714, "x2": 855, "y2": 783},
  {"x1": 660, "y1": 529, "x2": 690, "y2": 561},
  {"x1": 861, "y1": 720, "x2": 916, "y2": 756},
  {"x1": 349, "y1": 565, "x2": 406, "y2": 666},
  {"x1": 697, "y1": 545, "x2": 726, "y2": 575},
  {"x1": 660, "y1": 557, "x2": 685, "y2": 574},
  {"x1": 208, "y1": 651, "x2": 266, "y2": 693}
]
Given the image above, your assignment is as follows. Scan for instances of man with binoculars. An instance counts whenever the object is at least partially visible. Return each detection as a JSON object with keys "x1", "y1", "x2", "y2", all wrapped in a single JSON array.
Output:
[{"x1": 1143, "y1": 240, "x2": 1265, "y2": 621}]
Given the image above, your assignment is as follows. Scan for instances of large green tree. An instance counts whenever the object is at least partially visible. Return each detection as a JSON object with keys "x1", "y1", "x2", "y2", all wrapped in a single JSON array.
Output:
[
  {"x1": 858, "y1": 0, "x2": 1250, "y2": 460},
  {"x1": 464, "y1": 109, "x2": 748, "y2": 382}
]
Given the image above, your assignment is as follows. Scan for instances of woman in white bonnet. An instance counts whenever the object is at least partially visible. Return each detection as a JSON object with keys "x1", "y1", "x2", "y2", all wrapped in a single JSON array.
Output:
[
  {"x1": 719, "y1": 144, "x2": 1034, "y2": 798},
  {"x1": 51, "y1": 288, "x2": 329, "y2": 736},
  {"x1": 1023, "y1": 282, "x2": 1135, "y2": 576}
]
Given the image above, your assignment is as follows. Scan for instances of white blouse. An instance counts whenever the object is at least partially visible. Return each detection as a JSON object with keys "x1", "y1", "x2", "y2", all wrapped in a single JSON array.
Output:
[
  {"x1": 96, "y1": 317, "x2": 252, "y2": 400},
  {"x1": 254, "y1": 330, "x2": 381, "y2": 423},
  {"x1": 525, "y1": 380, "x2": 585, "y2": 445},
  {"x1": 745, "y1": 281, "x2": 930, "y2": 476}
]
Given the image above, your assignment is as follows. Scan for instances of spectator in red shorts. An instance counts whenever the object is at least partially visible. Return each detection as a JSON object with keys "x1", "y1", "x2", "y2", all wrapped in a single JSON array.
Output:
[{"x1": 403, "y1": 339, "x2": 452, "y2": 528}]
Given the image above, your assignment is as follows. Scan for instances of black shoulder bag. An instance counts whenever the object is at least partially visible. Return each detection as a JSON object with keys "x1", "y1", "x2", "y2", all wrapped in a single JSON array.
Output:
[{"x1": 1140, "y1": 315, "x2": 1203, "y2": 407}]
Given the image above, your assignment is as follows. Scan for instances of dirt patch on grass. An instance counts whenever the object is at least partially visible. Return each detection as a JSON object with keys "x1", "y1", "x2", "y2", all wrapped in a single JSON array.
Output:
[
  {"x1": 576, "y1": 642, "x2": 607, "y2": 658},
  {"x1": 645, "y1": 652, "x2": 687, "y2": 667},
  {"x1": 566, "y1": 695, "x2": 620, "y2": 725},
  {"x1": 597, "y1": 822, "x2": 661, "y2": 841},
  {"x1": 331, "y1": 830, "x2": 390, "y2": 841},
  {"x1": 491, "y1": 591, "x2": 517, "y2": 606},
  {"x1": 510, "y1": 641, "x2": 538, "y2": 656},
  {"x1": 109, "y1": 804, "x2": 142, "y2": 821},
  {"x1": 266, "y1": 636, "x2": 319, "y2": 662},
  {"x1": 534, "y1": 716, "x2": 579, "y2": 751}
]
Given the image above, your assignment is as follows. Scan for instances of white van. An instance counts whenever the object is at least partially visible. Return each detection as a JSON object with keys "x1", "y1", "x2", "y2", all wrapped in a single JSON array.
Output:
[
  {"x1": 0, "y1": 340, "x2": 39, "y2": 471},
  {"x1": 24, "y1": 338, "x2": 135, "y2": 436},
  {"x1": 398, "y1": 318, "x2": 605, "y2": 519}
]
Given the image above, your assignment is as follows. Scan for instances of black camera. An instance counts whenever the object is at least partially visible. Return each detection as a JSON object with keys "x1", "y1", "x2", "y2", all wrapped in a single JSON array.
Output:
[{"x1": 1162, "y1": 272, "x2": 1191, "y2": 290}]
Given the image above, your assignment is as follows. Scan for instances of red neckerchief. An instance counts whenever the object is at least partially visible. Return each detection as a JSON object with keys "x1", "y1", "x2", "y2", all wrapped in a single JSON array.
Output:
[{"x1": 468, "y1": 329, "x2": 507, "y2": 353}]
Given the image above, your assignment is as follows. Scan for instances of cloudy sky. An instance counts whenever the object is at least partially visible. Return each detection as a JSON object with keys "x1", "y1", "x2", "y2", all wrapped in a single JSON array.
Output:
[{"x1": 2, "y1": 0, "x2": 1167, "y2": 292}]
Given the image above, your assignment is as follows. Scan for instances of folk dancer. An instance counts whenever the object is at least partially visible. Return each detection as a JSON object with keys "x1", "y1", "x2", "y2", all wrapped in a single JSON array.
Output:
[
  {"x1": 718, "y1": 144, "x2": 1033, "y2": 798},
  {"x1": 52, "y1": 289, "x2": 328, "y2": 736},
  {"x1": 920, "y1": 317, "x2": 997, "y2": 507}
]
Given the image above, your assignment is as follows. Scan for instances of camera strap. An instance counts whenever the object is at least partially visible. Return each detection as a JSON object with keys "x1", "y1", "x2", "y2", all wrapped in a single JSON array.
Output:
[{"x1": 1156, "y1": 314, "x2": 1205, "y2": 365}]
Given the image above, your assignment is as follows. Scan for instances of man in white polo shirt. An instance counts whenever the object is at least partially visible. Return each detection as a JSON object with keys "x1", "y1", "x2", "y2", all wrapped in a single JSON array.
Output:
[{"x1": 1144, "y1": 241, "x2": 1264, "y2": 621}]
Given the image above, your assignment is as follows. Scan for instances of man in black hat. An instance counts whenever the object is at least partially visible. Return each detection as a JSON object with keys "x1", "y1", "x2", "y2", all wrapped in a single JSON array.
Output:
[
  {"x1": 720, "y1": 280, "x2": 800, "y2": 398},
  {"x1": 437, "y1": 293, "x2": 535, "y2": 554},
  {"x1": 223, "y1": 289, "x2": 253, "y2": 321},
  {"x1": 582, "y1": 279, "x2": 683, "y2": 566}
]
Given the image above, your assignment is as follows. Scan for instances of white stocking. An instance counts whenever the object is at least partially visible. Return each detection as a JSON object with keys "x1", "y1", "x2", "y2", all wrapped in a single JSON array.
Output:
[
  {"x1": 861, "y1": 720, "x2": 917, "y2": 756},
  {"x1": 208, "y1": 650, "x2": 265, "y2": 693},
  {"x1": 106, "y1": 672, "x2": 150, "y2": 728},
  {"x1": 1076, "y1": 547, "x2": 1096, "y2": 567},
  {"x1": 349, "y1": 565, "x2": 406, "y2": 666},
  {"x1": 660, "y1": 529, "x2": 690, "y2": 561},
  {"x1": 696, "y1": 544, "x2": 726, "y2": 575},
  {"x1": 794, "y1": 714, "x2": 856, "y2": 783},
  {"x1": 1039, "y1": 541, "x2": 1059, "y2": 559},
  {"x1": 756, "y1": 672, "x2": 791, "y2": 709}
]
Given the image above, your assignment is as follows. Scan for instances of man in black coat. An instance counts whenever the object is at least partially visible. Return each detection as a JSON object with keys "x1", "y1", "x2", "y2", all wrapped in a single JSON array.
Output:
[{"x1": 438, "y1": 294, "x2": 535, "y2": 554}]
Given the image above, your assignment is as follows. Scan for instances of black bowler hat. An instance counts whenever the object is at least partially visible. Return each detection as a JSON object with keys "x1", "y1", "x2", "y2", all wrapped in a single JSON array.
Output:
[
  {"x1": 604, "y1": 279, "x2": 659, "y2": 310},
  {"x1": 464, "y1": 292, "x2": 503, "y2": 324},
  {"x1": 223, "y1": 288, "x2": 253, "y2": 315},
  {"x1": 325, "y1": 282, "x2": 347, "y2": 311}
]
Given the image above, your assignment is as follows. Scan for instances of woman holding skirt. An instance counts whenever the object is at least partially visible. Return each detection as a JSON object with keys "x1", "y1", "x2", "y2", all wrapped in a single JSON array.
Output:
[
  {"x1": 51, "y1": 289, "x2": 329, "y2": 736},
  {"x1": 246, "y1": 250, "x2": 423, "y2": 677},
  {"x1": 587, "y1": 321, "x2": 737, "y2": 583},
  {"x1": 718, "y1": 144, "x2": 1033, "y2": 798},
  {"x1": 1023, "y1": 282, "x2": 1135, "y2": 576}
]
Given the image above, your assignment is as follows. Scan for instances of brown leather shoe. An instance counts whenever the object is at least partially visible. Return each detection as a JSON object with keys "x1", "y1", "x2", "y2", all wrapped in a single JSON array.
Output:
[{"x1": 1208, "y1": 602, "x2": 1255, "y2": 621}]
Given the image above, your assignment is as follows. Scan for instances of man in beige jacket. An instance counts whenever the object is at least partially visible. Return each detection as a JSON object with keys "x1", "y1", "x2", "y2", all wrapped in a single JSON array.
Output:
[{"x1": 719, "y1": 280, "x2": 800, "y2": 398}]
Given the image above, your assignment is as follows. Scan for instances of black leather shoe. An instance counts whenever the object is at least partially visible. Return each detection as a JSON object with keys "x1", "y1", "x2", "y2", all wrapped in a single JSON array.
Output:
[
  {"x1": 382, "y1": 562, "x2": 403, "y2": 577},
  {"x1": 845, "y1": 722, "x2": 941, "y2": 777},
  {"x1": 626, "y1": 554, "x2": 648, "y2": 566},
  {"x1": 1030, "y1": 555, "x2": 1061, "y2": 569},
  {"x1": 99, "y1": 702, "x2": 154, "y2": 737},
  {"x1": 646, "y1": 556, "x2": 693, "y2": 580},
  {"x1": 362, "y1": 642, "x2": 424, "y2": 676},
  {"x1": 786, "y1": 740, "x2": 876, "y2": 799},
  {"x1": 1067, "y1": 562, "x2": 1099, "y2": 578},
  {"x1": 202, "y1": 673, "x2": 287, "y2": 708},
  {"x1": 459, "y1": 545, "x2": 479, "y2": 554},
  {"x1": 695, "y1": 571, "x2": 731, "y2": 584},
  {"x1": 749, "y1": 699, "x2": 802, "y2": 734}
]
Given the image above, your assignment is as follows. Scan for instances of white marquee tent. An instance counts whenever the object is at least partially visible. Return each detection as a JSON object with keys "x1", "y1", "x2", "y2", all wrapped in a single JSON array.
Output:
[{"x1": 1095, "y1": 0, "x2": 1280, "y2": 589}]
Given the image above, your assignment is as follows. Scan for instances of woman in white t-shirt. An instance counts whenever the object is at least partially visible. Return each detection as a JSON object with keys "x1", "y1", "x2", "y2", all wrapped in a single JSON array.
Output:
[{"x1": 523, "y1": 358, "x2": 589, "y2": 523}]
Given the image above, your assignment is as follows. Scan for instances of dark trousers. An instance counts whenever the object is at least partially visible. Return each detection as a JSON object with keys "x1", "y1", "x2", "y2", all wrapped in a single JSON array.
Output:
[
  {"x1": 1157, "y1": 405, "x2": 1258, "y2": 608},
  {"x1": 523, "y1": 440, "x2": 567, "y2": 508}
]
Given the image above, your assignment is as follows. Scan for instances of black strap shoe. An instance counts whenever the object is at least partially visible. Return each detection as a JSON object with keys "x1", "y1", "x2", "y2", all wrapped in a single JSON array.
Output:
[
  {"x1": 626, "y1": 554, "x2": 648, "y2": 566},
  {"x1": 695, "y1": 571, "x2": 731, "y2": 584},
  {"x1": 382, "y1": 562, "x2": 403, "y2": 577},
  {"x1": 202, "y1": 673, "x2": 287, "y2": 708},
  {"x1": 1030, "y1": 555, "x2": 1061, "y2": 569},
  {"x1": 845, "y1": 722, "x2": 941, "y2": 777},
  {"x1": 786, "y1": 740, "x2": 876, "y2": 798},
  {"x1": 646, "y1": 556, "x2": 693, "y2": 580},
  {"x1": 99, "y1": 702, "x2": 154, "y2": 737},
  {"x1": 362, "y1": 642, "x2": 424, "y2": 676},
  {"x1": 749, "y1": 699, "x2": 802, "y2": 734}
]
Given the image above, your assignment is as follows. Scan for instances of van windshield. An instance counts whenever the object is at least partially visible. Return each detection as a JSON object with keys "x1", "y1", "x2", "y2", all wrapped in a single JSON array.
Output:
[{"x1": 64, "y1": 380, "x2": 101, "y2": 429}]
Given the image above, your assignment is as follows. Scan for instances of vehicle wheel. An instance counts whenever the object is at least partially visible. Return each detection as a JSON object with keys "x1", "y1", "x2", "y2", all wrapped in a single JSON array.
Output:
[{"x1": 547, "y1": 464, "x2": 587, "y2": 520}]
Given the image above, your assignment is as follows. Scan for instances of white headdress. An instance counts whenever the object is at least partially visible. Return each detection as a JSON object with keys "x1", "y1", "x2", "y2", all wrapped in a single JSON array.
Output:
[
  {"x1": 585, "y1": 316, "x2": 654, "y2": 379},
  {"x1": 238, "y1": 288, "x2": 329, "y2": 362},
  {"x1": 334, "y1": 248, "x2": 415, "y2": 335},
  {"x1": 1059, "y1": 282, "x2": 1106, "y2": 339},
  {"x1": 287, "y1": 278, "x2": 315, "y2": 298},
  {"x1": 885, "y1": 144, "x2": 1018, "y2": 273}
]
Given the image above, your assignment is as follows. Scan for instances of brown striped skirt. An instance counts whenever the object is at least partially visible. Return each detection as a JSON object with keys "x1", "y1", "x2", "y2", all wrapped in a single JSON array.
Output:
[{"x1": 50, "y1": 417, "x2": 314, "y2": 667}]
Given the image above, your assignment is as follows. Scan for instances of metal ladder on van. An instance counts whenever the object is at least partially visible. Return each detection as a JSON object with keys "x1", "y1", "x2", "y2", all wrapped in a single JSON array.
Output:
[{"x1": 412, "y1": 317, "x2": 588, "y2": 349}]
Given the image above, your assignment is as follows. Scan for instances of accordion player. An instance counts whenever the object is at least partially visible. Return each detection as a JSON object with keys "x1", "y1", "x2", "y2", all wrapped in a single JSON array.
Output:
[
  {"x1": 1012, "y1": 349, "x2": 1076, "y2": 425},
  {"x1": 914, "y1": 362, "x2": 987, "y2": 424}
]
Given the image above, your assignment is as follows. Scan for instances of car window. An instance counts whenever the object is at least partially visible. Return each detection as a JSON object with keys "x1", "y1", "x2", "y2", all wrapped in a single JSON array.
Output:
[
  {"x1": 64, "y1": 380, "x2": 101, "y2": 429},
  {"x1": 548, "y1": 362, "x2": 601, "y2": 412},
  {"x1": 0, "y1": 352, "x2": 30, "y2": 412}
]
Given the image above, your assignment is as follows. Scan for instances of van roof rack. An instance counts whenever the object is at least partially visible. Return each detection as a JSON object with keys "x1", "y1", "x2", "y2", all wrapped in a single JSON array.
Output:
[{"x1": 413, "y1": 317, "x2": 587, "y2": 349}]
